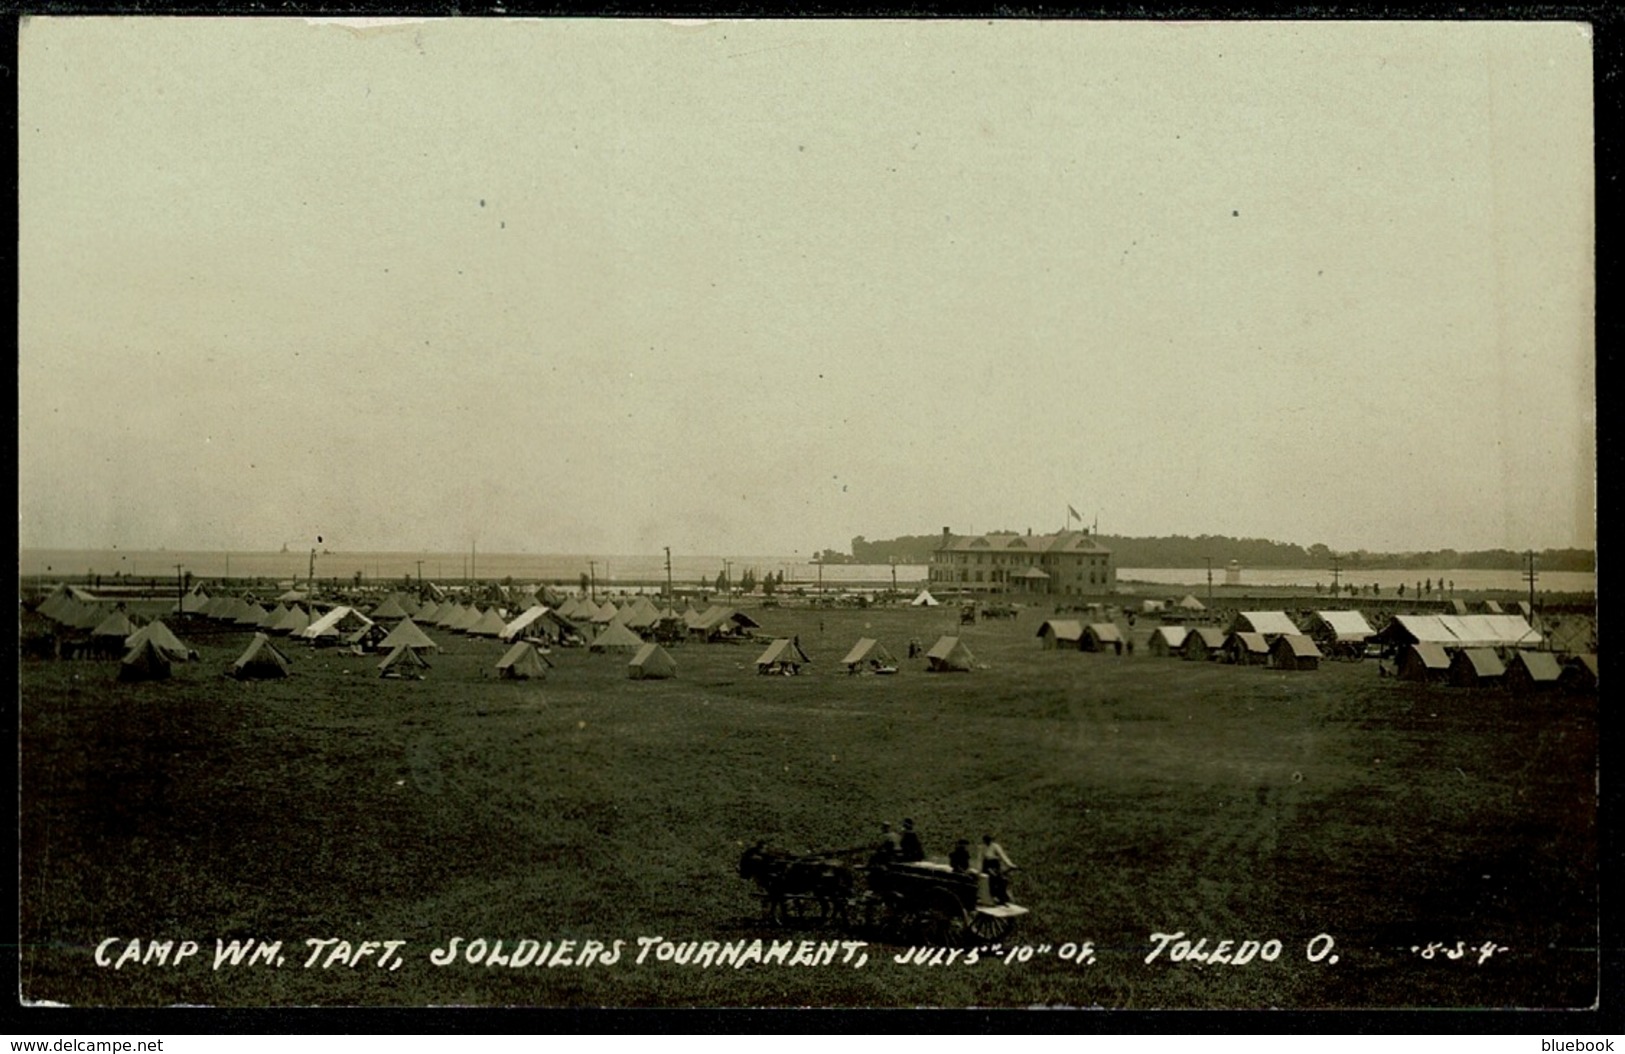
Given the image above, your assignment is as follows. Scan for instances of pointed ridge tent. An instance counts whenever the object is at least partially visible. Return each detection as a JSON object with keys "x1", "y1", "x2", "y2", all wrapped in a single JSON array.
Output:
[
  {"x1": 1505, "y1": 650, "x2": 1562, "y2": 691},
  {"x1": 556, "y1": 596, "x2": 584, "y2": 620},
  {"x1": 1268, "y1": 634, "x2": 1322, "y2": 670},
  {"x1": 261, "y1": 603, "x2": 289, "y2": 628},
  {"x1": 627, "y1": 642, "x2": 678, "y2": 680},
  {"x1": 232, "y1": 633, "x2": 291, "y2": 680},
  {"x1": 1178, "y1": 595, "x2": 1206, "y2": 611},
  {"x1": 467, "y1": 608, "x2": 508, "y2": 637},
  {"x1": 415, "y1": 601, "x2": 443, "y2": 624},
  {"x1": 1036, "y1": 620, "x2": 1084, "y2": 650},
  {"x1": 1398, "y1": 642, "x2": 1452, "y2": 682},
  {"x1": 235, "y1": 602, "x2": 270, "y2": 627},
  {"x1": 1449, "y1": 647, "x2": 1506, "y2": 687},
  {"x1": 1148, "y1": 625, "x2": 1190, "y2": 657},
  {"x1": 1140, "y1": 600, "x2": 1166, "y2": 614},
  {"x1": 271, "y1": 605, "x2": 310, "y2": 636},
  {"x1": 684, "y1": 605, "x2": 716, "y2": 629},
  {"x1": 1309, "y1": 610, "x2": 1375, "y2": 643},
  {"x1": 276, "y1": 589, "x2": 309, "y2": 604},
  {"x1": 91, "y1": 610, "x2": 138, "y2": 639},
  {"x1": 925, "y1": 636, "x2": 975, "y2": 672},
  {"x1": 1229, "y1": 612, "x2": 1302, "y2": 639},
  {"x1": 174, "y1": 589, "x2": 212, "y2": 616},
  {"x1": 1447, "y1": 599, "x2": 1469, "y2": 615},
  {"x1": 124, "y1": 619, "x2": 193, "y2": 662},
  {"x1": 222, "y1": 597, "x2": 252, "y2": 622},
  {"x1": 621, "y1": 605, "x2": 658, "y2": 631},
  {"x1": 370, "y1": 595, "x2": 410, "y2": 620},
  {"x1": 1516, "y1": 601, "x2": 1534, "y2": 619},
  {"x1": 1182, "y1": 627, "x2": 1228, "y2": 661},
  {"x1": 434, "y1": 603, "x2": 465, "y2": 627},
  {"x1": 449, "y1": 605, "x2": 483, "y2": 632},
  {"x1": 202, "y1": 595, "x2": 229, "y2": 619},
  {"x1": 910, "y1": 589, "x2": 941, "y2": 607},
  {"x1": 378, "y1": 643, "x2": 430, "y2": 679},
  {"x1": 589, "y1": 621, "x2": 645, "y2": 652},
  {"x1": 755, "y1": 638, "x2": 811, "y2": 674},
  {"x1": 1081, "y1": 623, "x2": 1124, "y2": 652},
  {"x1": 840, "y1": 637, "x2": 896, "y2": 674},
  {"x1": 1227, "y1": 632, "x2": 1272, "y2": 665},
  {"x1": 592, "y1": 601, "x2": 620, "y2": 625},
  {"x1": 73, "y1": 603, "x2": 110, "y2": 630},
  {"x1": 119, "y1": 638, "x2": 174, "y2": 682},
  {"x1": 379, "y1": 617, "x2": 438, "y2": 652},
  {"x1": 496, "y1": 640, "x2": 553, "y2": 680}
]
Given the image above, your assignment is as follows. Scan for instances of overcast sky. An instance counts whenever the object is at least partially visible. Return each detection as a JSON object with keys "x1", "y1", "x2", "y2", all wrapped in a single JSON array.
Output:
[{"x1": 18, "y1": 18, "x2": 1595, "y2": 557}]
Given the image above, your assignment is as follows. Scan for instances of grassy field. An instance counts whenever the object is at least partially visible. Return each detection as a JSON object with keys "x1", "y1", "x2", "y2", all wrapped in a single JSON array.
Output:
[{"x1": 18, "y1": 601, "x2": 1597, "y2": 1009}]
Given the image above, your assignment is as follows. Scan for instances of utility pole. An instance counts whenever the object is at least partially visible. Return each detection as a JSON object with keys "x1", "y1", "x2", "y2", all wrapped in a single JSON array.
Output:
[
  {"x1": 1524, "y1": 550, "x2": 1539, "y2": 643},
  {"x1": 416, "y1": 560, "x2": 424, "y2": 587},
  {"x1": 890, "y1": 556, "x2": 898, "y2": 594},
  {"x1": 723, "y1": 560, "x2": 733, "y2": 599},
  {"x1": 1329, "y1": 554, "x2": 1343, "y2": 594},
  {"x1": 471, "y1": 540, "x2": 477, "y2": 583},
  {"x1": 175, "y1": 563, "x2": 185, "y2": 613},
  {"x1": 308, "y1": 548, "x2": 317, "y2": 591},
  {"x1": 664, "y1": 546, "x2": 673, "y2": 600},
  {"x1": 817, "y1": 558, "x2": 824, "y2": 596},
  {"x1": 588, "y1": 560, "x2": 598, "y2": 602},
  {"x1": 1204, "y1": 556, "x2": 1213, "y2": 607}
]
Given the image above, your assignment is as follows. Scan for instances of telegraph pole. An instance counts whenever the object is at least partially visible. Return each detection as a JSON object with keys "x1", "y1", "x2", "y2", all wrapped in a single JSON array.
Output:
[
  {"x1": 588, "y1": 560, "x2": 598, "y2": 602},
  {"x1": 416, "y1": 560, "x2": 424, "y2": 587},
  {"x1": 175, "y1": 563, "x2": 185, "y2": 612},
  {"x1": 1204, "y1": 556, "x2": 1213, "y2": 607},
  {"x1": 1329, "y1": 554, "x2": 1343, "y2": 594},
  {"x1": 723, "y1": 560, "x2": 733, "y2": 599},
  {"x1": 1524, "y1": 550, "x2": 1539, "y2": 640},
  {"x1": 664, "y1": 547, "x2": 673, "y2": 600},
  {"x1": 890, "y1": 556, "x2": 898, "y2": 594}
]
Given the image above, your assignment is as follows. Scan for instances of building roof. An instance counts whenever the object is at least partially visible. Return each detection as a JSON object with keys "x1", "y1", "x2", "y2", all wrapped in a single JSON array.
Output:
[
  {"x1": 1231, "y1": 611, "x2": 1302, "y2": 637},
  {"x1": 1312, "y1": 610, "x2": 1375, "y2": 640},
  {"x1": 935, "y1": 529, "x2": 1111, "y2": 555}
]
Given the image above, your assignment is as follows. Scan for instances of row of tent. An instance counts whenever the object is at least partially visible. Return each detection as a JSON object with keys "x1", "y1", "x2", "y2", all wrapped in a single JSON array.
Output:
[
  {"x1": 1391, "y1": 644, "x2": 1597, "y2": 691},
  {"x1": 1137, "y1": 625, "x2": 1328, "y2": 670}
]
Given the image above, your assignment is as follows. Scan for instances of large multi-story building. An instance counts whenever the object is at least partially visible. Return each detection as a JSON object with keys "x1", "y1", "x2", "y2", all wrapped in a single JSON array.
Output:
[{"x1": 927, "y1": 527, "x2": 1115, "y2": 596}]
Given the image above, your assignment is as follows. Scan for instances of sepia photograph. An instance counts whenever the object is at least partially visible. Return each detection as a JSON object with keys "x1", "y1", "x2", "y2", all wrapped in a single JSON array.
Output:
[{"x1": 16, "y1": 16, "x2": 1599, "y2": 1014}]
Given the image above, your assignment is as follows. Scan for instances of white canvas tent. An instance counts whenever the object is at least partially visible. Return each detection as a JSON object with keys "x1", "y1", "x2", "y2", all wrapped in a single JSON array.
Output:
[{"x1": 910, "y1": 590, "x2": 941, "y2": 607}]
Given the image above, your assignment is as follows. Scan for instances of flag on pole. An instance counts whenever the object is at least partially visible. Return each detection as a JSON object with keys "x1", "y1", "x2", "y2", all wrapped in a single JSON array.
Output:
[{"x1": 1068, "y1": 505, "x2": 1082, "y2": 522}]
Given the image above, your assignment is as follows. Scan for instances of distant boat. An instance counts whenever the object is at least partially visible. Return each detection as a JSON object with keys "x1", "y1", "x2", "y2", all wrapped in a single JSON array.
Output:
[{"x1": 280, "y1": 543, "x2": 289, "y2": 553}]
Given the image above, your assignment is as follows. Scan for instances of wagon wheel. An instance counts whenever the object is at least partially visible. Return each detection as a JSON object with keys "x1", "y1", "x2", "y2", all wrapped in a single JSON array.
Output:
[
  {"x1": 772, "y1": 895, "x2": 830, "y2": 928},
  {"x1": 926, "y1": 890, "x2": 970, "y2": 947},
  {"x1": 968, "y1": 909, "x2": 1018, "y2": 945}
]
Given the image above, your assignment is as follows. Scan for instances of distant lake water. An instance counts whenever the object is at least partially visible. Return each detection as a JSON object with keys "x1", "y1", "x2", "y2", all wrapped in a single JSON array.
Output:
[
  {"x1": 1119, "y1": 566, "x2": 1596, "y2": 595},
  {"x1": 17, "y1": 550, "x2": 1594, "y2": 596}
]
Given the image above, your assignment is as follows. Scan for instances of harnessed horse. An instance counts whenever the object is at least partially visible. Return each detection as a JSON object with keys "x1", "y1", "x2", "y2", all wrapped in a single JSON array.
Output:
[{"x1": 738, "y1": 842, "x2": 856, "y2": 927}]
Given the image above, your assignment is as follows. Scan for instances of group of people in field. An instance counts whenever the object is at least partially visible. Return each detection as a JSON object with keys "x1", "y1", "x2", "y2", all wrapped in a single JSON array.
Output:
[{"x1": 873, "y1": 819, "x2": 1018, "y2": 904}]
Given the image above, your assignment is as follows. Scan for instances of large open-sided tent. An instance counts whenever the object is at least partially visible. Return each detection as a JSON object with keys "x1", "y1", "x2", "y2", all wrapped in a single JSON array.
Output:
[
  {"x1": 300, "y1": 606, "x2": 374, "y2": 643},
  {"x1": 1228, "y1": 612, "x2": 1303, "y2": 639}
]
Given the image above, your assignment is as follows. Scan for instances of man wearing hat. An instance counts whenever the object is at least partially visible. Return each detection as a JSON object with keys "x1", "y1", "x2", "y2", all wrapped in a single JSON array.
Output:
[{"x1": 899, "y1": 818, "x2": 925, "y2": 862}]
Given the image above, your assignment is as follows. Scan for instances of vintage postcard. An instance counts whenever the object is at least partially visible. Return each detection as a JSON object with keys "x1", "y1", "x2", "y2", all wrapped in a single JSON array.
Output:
[{"x1": 17, "y1": 17, "x2": 1597, "y2": 1013}]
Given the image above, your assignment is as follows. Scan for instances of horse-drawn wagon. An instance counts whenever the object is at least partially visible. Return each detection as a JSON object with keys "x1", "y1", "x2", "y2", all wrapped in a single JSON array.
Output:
[{"x1": 739, "y1": 843, "x2": 1029, "y2": 946}]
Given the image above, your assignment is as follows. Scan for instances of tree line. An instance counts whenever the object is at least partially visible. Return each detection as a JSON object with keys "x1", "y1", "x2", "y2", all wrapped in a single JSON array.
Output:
[{"x1": 843, "y1": 533, "x2": 1594, "y2": 572}]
